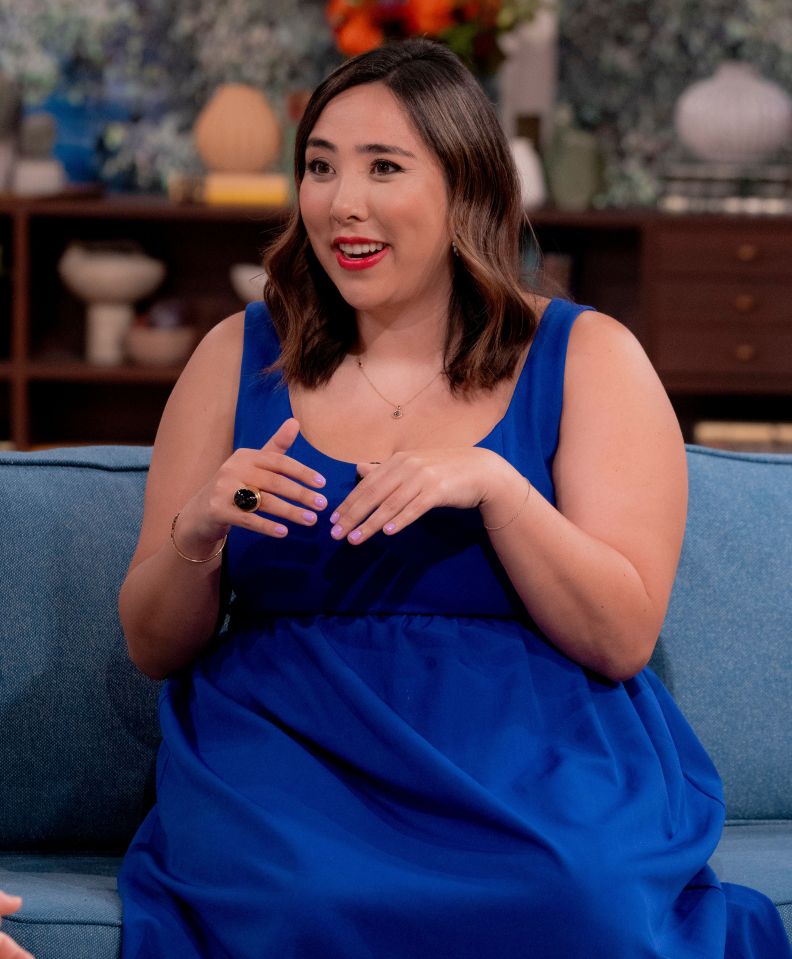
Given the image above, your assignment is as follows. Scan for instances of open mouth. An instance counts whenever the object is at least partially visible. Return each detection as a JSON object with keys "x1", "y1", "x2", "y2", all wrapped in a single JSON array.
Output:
[{"x1": 334, "y1": 241, "x2": 389, "y2": 270}]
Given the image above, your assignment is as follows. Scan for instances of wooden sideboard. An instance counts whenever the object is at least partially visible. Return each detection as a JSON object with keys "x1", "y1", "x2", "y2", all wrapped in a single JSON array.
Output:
[{"x1": 0, "y1": 197, "x2": 790, "y2": 448}]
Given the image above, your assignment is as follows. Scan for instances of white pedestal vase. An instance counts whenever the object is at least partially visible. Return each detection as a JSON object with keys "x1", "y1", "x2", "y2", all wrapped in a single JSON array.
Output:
[{"x1": 57, "y1": 245, "x2": 166, "y2": 366}]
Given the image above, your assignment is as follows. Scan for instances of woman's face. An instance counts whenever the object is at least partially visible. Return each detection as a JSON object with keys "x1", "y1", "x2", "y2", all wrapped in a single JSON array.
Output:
[{"x1": 299, "y1": 82, "x2": 453, "y2": 321}]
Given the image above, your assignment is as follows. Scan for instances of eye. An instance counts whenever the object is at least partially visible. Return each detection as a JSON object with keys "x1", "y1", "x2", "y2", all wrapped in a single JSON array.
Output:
[
  {"x1": 371, "y1": 159, "x2": 402, "y2": 176},
  {"x1": 306, "y1": 158, "x2": 333, "y2": 176}
]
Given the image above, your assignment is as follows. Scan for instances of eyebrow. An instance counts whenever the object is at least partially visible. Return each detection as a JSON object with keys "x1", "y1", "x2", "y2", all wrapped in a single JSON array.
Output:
[{"x1": 306, "y1": 137, "x2": 416, "y2": 159}]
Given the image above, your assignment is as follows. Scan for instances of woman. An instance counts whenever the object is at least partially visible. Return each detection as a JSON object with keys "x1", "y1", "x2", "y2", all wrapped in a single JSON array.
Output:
[{"x1": 118, "y1": 39, "x2": 789, "y2": 958}]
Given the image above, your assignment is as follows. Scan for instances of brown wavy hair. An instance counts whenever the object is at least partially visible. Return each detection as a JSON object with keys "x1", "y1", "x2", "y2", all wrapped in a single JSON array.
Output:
[{"x1": 263, "y1": 37, "x2": 537, "y2": 394}]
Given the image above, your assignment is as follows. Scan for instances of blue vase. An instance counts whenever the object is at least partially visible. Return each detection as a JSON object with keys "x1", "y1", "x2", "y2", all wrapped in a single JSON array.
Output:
[{"x1": 35, "y1": 91, "x2": 130, "y2": 184}]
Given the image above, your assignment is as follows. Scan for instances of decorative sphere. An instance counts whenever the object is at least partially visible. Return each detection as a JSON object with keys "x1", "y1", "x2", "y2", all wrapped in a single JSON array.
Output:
[
  {"x1": 674, "y1": 62, "x2": 792, "y2": 165},
  {"x1": 194, "y1": 84, "x2": 282, "y2": 173}
]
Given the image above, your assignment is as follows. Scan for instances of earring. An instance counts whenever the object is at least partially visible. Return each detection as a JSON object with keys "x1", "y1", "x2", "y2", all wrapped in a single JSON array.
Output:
[{"x1": 451, "y1": 240, "x2": 459, "y2": 257}]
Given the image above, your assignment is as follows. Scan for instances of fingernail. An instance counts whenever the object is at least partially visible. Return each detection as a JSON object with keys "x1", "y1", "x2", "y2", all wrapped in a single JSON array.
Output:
[
  {"x1": 384, "y1": 522, "x2": 396, "y2": 534},
  {"x1": 302, "y1": 511, "x2": 317, "y2": 523},
  {"x1": 348, "y1": 530, "x2": 362, "y2": 543},
  {"x1": 314, "y1": 495, "x2": 327, "y2": 509},
  {"x1": 331, "y1": 524, "x2": 344, "y2": 539},
  {"x1": 314, "y1": 474, "x2": 326, "y2": 487},
  {"x1": 274, "y1": 524, "x2": 288, "y2": 536},
  {"x1": 330, "y1": 510, "x2": 340, "y2": 524}
]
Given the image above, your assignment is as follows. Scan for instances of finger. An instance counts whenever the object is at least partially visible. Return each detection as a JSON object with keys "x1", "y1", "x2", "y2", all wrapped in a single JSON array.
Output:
[
  {"x1": 329, "y1": 472, "x2": 394, "y2": 536},
  {"x1": 248, "y1": 449, "x2": 326, "y2": 492},
  {"x1": 261, "y1": 417, "x2": 301, "y2": 456},
  {"x1": 354, "y1": 461, "x2": 381, "y2": 482},
  {"x1": 0, "y1": 932, "x2": 34, "y2": 959},
  {"x1": 330, "y1": 477, "x2": 414, "y2": 544},
  {"x1": 345, "y1": 490, "x2": 431, "y2": 545},
  {"x1": 245, "y1": 464, "x2": 329, "y2": 511},
  {"x1": 0, "y1": 893, "x2": 20, "y2": 913}
]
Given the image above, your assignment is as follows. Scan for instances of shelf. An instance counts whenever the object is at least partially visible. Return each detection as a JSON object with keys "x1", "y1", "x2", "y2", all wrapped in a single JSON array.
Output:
[
  {"x1": 25, "y1": 361, "x2": 184, "y2": 383},
  {"x1": 3, "y1": 195, "x2": 791, "y2": 449},
  {"x1": 2, "y1": 193, "x2": 290, "y2": 222}
]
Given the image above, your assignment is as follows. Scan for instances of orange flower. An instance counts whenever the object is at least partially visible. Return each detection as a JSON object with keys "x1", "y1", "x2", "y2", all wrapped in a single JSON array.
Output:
[
  {"x1": 403, "y1": 0, "x2": 455, "y2": 34},
  {"x1": 326, "y1": 0, "x2": 358, "y2": 26},
  {"x1": 336, "y1": 11, "x2": 385, "y2": 55}
]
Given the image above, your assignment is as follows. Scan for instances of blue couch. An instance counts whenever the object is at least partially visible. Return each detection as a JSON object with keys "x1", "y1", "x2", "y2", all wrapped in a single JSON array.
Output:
[{"x1": 0, "y1": 444, "x2": 789, "y2": 956}]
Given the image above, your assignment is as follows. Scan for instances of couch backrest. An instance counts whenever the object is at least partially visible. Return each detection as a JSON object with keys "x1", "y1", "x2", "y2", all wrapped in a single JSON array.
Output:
[
  {"x1": 0, "y1": 445, "x2": 789, "y2": 851},
  {"x1": 651, "y1": 446, "x2": 792, "y2": 821},
  {"x1": 0, "y1": 446, "x2": 160, "y2": 851}
]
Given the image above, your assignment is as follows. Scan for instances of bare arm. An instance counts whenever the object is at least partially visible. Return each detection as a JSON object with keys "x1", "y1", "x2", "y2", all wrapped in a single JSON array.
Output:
[
  {"x1": 479, "y1": 311, "x2": 687, "y2": 681},
  {"x1": 118, "y1": 312, "x2": 329, "y2": 680}
]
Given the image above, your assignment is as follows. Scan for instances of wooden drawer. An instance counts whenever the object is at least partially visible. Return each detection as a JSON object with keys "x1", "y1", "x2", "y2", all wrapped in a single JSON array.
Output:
[
  {"x1": 649, "y1": 278, "x2": 792, "y2": 326},
  {"x1": 650, "y1": 223, "x2": 792, "y2": 276},
  {"x1": 653, "y1": 325, "x2": 792, "y2": 376}
]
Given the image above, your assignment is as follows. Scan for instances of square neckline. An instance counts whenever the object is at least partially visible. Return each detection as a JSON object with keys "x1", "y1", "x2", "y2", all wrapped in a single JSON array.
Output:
[{"x1": 285, "y1": 298, "x2": 562, "y2": 468}]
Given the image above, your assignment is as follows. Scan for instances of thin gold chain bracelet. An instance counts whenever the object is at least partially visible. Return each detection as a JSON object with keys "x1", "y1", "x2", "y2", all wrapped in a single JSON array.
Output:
[
  {"x1": 482, "y1": 482, "x2": 532, "y2": 532},
  {"x1": 170, "y1": 512, "x2": 227, "y2": 563}
]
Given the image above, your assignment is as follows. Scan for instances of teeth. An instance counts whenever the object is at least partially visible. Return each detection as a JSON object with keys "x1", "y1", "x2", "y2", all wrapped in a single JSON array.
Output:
[{"x1": 338, "y1": 242, "x2": 385, "y2": 255}]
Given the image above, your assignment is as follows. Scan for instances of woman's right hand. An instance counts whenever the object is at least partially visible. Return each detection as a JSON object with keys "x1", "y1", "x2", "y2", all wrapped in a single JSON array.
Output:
[
  {"x1": 0, "y1": 891, "x2": 34, "y2": 959},
  {"x1": 172, "y1": 417, "x2": 328, "y2": 558}
]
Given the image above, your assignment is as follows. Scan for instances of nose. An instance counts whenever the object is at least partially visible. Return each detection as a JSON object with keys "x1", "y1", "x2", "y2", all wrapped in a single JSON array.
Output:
[{"x1": 329, "y1": 173, "x2": 368, "y2": 223}]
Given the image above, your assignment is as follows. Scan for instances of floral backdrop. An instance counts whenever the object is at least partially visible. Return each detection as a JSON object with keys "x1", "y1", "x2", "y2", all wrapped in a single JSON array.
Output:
[{"x1": 1, "y1": 0, "x2": 791, "y2": 204}]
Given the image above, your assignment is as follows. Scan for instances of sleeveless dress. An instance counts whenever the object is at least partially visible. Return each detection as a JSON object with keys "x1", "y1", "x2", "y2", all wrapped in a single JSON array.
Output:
[{"x1": 119, "y1": 298, "x2": 790, "y2": 958}]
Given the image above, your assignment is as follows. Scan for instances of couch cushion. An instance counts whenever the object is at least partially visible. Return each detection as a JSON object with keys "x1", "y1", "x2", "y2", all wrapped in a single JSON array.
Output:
[
  {"x1": 0, "y1": 853, "x2": 121, "y2": 959},
  {"x1": 711, "y1": 821, "x2": 792, "y2": 945},
  {"x1": 0, "y1": 446, "x2": 160, "y2": 851},
  {"x1": 650, "y1": 447, "x2": 792, "y2": 821}
]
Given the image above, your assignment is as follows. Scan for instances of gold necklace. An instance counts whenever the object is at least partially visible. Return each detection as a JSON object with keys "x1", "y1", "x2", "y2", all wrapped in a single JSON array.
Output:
[{"x1": 356, "y1": 356, "x2": 444, "y2": 419}]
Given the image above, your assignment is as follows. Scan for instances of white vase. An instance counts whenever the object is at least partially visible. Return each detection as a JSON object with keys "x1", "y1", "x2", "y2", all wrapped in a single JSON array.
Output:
[
  {"x1": 58, "y1": 245, "x2": 166, "y2": 365},
  {"x1": 510, "y1": 138, "x2": 547, "y2": 210},
  {"x1": 674, "y1": 62, "x2": 792, "y2": 164}
]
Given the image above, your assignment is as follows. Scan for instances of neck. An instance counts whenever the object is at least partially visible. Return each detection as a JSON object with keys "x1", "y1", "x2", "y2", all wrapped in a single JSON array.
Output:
[{"x1": 354, "y1": 303, "x2": 451, "y2": 368}]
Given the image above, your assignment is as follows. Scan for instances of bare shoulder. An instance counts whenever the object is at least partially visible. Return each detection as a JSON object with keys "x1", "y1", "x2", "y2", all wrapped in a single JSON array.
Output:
[
  {"x1": 567, "y1": 308, "x2": 647, "y2": 363},
  {"x1": 184, "y1": 309, "x2": 245, "y2": 375}
]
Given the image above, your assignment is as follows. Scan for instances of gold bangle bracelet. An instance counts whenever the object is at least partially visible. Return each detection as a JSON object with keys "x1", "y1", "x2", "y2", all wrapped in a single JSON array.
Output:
[
  {"x1": 482, "y1": 482, "x2": 532, "y2": 532},
  {"x1": 170, "y1": 513, "x2": 227, "y2": 564}
]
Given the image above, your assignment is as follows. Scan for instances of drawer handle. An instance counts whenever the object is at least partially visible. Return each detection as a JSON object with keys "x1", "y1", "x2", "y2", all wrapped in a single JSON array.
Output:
[
  {"x1": 734, "y1": 343, "x2": 757, "y2": 362},
  {"x1": 734, "y1": 293, "x2": 756, "y2": 313},
  {"x1": 736, "y1": 243, "x2": 759, "y2": 262}
]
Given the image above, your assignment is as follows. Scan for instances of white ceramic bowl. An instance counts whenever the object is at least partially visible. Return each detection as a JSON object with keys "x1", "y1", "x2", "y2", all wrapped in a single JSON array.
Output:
[
  {"x1": 58, "y1": 245, "x2": 166, "y2": 304},
  {"x1": 230, "y1": 262, "x2": 267, "y2": 303},
  {"x1": 124, "y1": 325, "x2": 196, "y2": 367}
]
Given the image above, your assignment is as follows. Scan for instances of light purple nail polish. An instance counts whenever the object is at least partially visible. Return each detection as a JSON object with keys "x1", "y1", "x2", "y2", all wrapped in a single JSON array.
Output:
[
  {"x1": 302, "y1": 510, "x2": 317, "y2": 523},
  {"x1": 348, "y1": 530, "x2": 362, "y2": 543},
  {"x1": 314, "y1": 474, "x2": 326, "y2": 486},
  {"x1": 331, "y1": 524, "x2": 344, "y2": 538},
  {"x1": 274, "y1": 524, "x2": 288, "y2": 536},
  {"x1": 330, "y1": 510, "x2": 340, "y2": 524},
  {"x1": 314, "y1": 495, "x2": 327, "y2": 509},
  {"x1": 384, "y1": 522, "x2": 396, "y2": 534}
]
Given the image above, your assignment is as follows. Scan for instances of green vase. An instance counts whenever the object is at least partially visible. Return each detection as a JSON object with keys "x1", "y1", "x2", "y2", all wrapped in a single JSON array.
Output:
[{"x1": 546, "y1": 127, "x2": 603, "y2": 211}]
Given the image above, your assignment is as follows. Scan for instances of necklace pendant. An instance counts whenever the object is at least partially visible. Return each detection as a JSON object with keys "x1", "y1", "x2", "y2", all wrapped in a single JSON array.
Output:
[{"x1": 391, "y1": 406, "x2": 403, "y2": 419}]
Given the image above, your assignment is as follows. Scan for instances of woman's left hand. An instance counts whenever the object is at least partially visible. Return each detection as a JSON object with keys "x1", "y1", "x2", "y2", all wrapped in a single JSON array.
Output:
[{"x1": 329, "y1": 447, "x2": 515, "y2": 544}]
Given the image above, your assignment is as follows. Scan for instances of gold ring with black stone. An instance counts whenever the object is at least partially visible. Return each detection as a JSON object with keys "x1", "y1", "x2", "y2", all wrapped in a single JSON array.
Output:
[{"x1": 233, "y1": 487, "x2": 262, "y2": 512}]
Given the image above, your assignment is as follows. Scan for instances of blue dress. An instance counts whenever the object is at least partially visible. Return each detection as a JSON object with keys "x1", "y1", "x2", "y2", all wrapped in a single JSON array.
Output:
[{"x1": 119, "y1": 299, "x2": 790, "y2": 958}]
